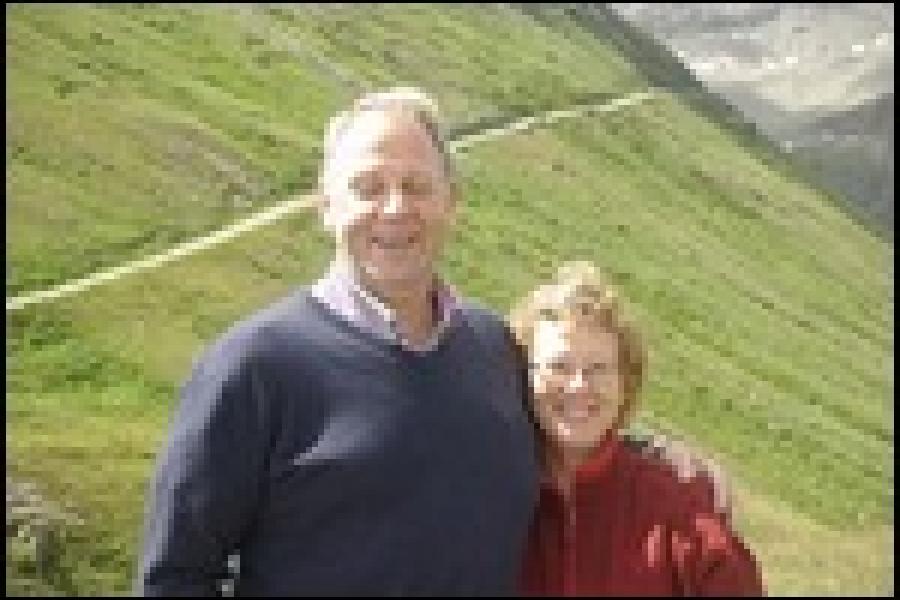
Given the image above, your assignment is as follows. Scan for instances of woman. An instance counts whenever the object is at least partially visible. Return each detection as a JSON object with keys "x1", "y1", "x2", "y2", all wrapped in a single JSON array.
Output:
[{"x1": 510, "y1": 262, "x2": 764, "y2": 596}]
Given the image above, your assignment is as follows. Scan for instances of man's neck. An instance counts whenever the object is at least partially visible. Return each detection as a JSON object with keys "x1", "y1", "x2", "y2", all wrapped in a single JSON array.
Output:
[
  {"x1": 347, "y1": 260, "x2": 438, "y2": 346},
  {"x1": 380, "y1": 280, "x2": 436, "y2": 346}
]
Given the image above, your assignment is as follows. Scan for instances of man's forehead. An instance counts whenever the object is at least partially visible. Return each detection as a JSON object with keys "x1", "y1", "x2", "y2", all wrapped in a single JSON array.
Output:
[
  {"x1": 331, "y1": 110, "x2": 437, "y2": 160},
  {"x1": 326, "y1": 115, "x2": 442, "y2": 178}
]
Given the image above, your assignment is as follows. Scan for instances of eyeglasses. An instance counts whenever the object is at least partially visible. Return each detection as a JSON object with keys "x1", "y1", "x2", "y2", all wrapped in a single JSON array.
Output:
[{"x1": 531, "y1": 360, "x2": 620, "y2": 385}]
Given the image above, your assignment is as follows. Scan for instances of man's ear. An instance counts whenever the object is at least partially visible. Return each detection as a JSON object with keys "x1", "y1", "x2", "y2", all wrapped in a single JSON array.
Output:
[
  {"x1": 313, "y1": 189, "x2": 326, "y2": 215},
  {"x1": 445, "y1": 182, "x2": 461, "y2": 226},
  {"x1": 315, "y1": 190, "x2": 336, "y2": 233}
]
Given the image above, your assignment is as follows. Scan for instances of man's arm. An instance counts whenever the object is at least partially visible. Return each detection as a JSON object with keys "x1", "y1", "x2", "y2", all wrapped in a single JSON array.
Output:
[
  {"x1": 670, "y1": 474, "x2": 765, "y2": 596},
  {"x1": 621, "y1": 428, "x2": 734, "y2": 521},
  {"x1": 137, "y1": 326, "x2": 274, "y2": 596}
]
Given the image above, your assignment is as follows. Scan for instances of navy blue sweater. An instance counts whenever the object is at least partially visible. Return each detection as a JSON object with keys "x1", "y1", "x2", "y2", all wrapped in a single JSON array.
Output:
[{"x1": 138, "y1": 288, "x2": 539, "y2": 596}]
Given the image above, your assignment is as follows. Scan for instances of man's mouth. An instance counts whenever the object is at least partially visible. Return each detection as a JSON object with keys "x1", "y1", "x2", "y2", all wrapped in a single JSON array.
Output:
[{"x1": 371, "y1": 233, "x2": 421, "y2": 251}]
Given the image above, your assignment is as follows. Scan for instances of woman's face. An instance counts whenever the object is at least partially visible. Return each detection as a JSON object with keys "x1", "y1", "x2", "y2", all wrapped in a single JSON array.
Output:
[{"x1": 530, "y1": 319, "x2": 626, "y2": 451}]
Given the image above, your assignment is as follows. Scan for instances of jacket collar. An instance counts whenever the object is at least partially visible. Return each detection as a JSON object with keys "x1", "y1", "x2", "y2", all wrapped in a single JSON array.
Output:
[{"x1": 540, "y1": 432, "x2": 622, "y2": 494}]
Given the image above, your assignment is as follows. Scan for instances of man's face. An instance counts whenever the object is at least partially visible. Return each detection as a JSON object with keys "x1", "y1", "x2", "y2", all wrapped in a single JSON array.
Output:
[
  {"x1": 530, "y1": 319, "x2": 626, "y2": 451},
  {"x1": 322, "y1": 110, "x2": 455, "y2": 290}
]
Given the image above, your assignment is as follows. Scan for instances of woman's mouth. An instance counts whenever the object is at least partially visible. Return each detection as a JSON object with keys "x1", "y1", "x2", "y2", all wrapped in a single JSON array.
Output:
[{"x1": 553, "y1": 403, "x2": 604, "y2": 423}]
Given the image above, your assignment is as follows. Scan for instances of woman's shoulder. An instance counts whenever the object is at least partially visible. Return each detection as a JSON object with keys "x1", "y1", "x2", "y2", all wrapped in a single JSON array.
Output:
[{"x1": 616, "y1": 432, "x2": 730, "y2": 520}]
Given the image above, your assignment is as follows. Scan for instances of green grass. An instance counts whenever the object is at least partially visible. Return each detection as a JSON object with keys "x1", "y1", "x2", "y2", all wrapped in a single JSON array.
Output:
[{"x1": 6, "y1": 3, "x2": 892, "y2": 595}]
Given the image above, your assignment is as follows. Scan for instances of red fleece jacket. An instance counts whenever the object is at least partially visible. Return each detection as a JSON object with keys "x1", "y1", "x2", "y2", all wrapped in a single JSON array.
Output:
[{"x1": 519, "y1": 435, "x2": 764, "y2": 596}]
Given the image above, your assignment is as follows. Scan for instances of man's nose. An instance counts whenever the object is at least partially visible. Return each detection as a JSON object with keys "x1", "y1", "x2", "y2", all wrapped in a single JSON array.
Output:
[{"x1": 382, "y1": 186, "x2": 411, "y2": 216}]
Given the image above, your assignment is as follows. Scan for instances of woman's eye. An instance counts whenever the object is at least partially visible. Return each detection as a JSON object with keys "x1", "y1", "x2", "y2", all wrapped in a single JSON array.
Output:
[
  {"x1": 590, "y1": 362, "x2": 618, "y2": 376},
  {"x1": 548, "y1": 361, "x2": 567, "y2": 373}
]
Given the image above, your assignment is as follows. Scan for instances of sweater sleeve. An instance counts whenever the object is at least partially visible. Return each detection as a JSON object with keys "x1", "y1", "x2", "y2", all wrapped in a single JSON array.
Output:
[
  {"x1": 137, "y1": 325, "x2": 275, "y2": 596},
  {"x1": 670, "y1": 477, "x2": 765, "y2": 596}
]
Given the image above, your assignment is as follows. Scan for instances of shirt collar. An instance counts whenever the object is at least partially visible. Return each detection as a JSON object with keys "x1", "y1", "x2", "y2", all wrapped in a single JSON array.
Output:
[{"x1": 311, "y1": 257, "x2": 460, "y2": 353}]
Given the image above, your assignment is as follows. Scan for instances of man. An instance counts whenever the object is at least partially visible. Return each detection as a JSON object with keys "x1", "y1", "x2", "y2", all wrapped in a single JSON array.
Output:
[{"x1": 137, "y1": 88, "x2": 540, "y2": 595}]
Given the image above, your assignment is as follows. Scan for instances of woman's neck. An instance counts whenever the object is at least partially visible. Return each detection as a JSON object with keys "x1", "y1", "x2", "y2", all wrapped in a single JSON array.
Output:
[
  {"x1": 547, "y1": 443, "x2": 594, "y2": 493},
  {"x1": 545, "y1": 433, "x2": 615, "y2": 494}
]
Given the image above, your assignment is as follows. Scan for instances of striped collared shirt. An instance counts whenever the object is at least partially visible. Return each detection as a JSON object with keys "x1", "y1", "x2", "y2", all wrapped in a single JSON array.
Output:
[{"x1": 310, "y1": 259, "x2": 460, "y2": 353}]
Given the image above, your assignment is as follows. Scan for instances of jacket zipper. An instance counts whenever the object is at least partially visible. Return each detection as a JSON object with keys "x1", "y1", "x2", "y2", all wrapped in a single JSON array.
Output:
[{"x1": 562, "y1": 486, "x2": 577, "y2": 595}]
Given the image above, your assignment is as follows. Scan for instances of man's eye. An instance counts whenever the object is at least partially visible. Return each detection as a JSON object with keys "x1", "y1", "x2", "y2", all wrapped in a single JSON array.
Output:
[
  {"x1": 352, "y1": 179, "x2": 385, "y2": 199},
  {"x1": 401, "y1": 177, "x2": 433, "y2": 195}
]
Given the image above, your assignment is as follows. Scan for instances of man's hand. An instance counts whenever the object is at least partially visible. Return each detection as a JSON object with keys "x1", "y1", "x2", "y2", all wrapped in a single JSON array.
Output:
[{"x1": 621, "y1": 428, "x2": 734, "y2": 521}]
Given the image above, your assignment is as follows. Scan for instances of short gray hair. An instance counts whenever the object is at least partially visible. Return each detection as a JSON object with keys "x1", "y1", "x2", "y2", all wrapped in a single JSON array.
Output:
[{"x1": 320, "y1": 87, "x2": 457, "y2": 193}]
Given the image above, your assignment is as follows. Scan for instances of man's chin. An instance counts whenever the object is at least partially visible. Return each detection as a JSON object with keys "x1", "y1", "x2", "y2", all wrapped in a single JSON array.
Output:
[{"x1": 361, "y1": 261, "x2": 434, "y2": 290}]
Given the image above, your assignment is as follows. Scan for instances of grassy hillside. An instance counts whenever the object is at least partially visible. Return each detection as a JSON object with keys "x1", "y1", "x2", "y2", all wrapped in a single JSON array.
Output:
[{"x1": 6, "y1": 4, "x2": 892, "y2": 595}]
